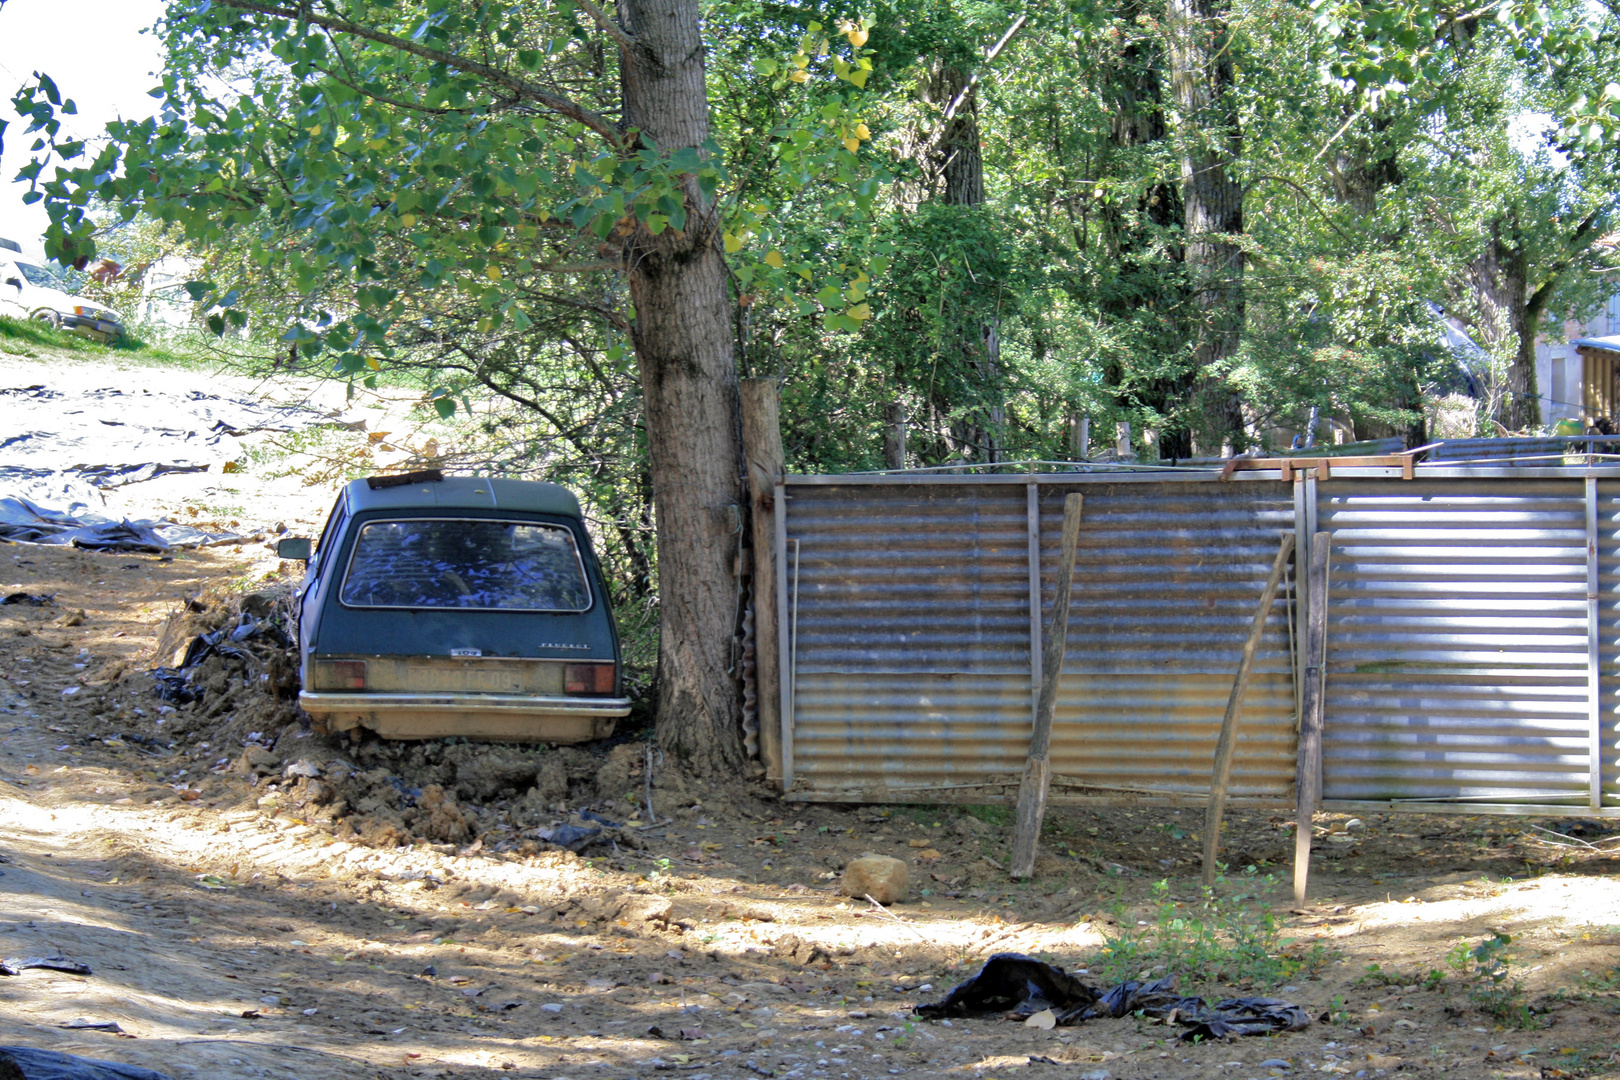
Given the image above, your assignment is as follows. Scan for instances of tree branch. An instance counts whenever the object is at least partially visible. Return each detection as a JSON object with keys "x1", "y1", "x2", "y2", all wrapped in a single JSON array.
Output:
[
  {"x1": 1526, "y1": 206, "x2": 1608, "y2": 319},
  {"x1": 943, "y1": 14, "x2": 1028, "y2": 122},
  {"x1": 214, "y1": 0, "x2": 624, "y2": 146},
  {"x1": 575, "y1": 0, "x2": 639, "y2": 53},
  {"x1": 1246, "y1": 174, "x2": 1351, "y2": 240}
]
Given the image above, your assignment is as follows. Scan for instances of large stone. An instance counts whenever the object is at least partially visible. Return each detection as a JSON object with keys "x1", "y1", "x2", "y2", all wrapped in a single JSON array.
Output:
[
  {"x1": 841, "y1": 855, "x2": 909, "y2": 904},
  {"x1": 237, "y1": 744, "x2": 281, "y2": 776}
]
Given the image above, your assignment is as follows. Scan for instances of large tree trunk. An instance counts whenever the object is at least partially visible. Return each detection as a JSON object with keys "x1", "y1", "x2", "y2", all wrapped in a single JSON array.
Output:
[
  {"x1": 1464, "y1": 223, "x2": 1540, "y2": 431},
  {"x1": 619, "y1": 0, "x2": 748, "y2": 775},
  {"x1": 1166, "y1": 0, "x2": 1246, "y2": 451},
  {"x1": 1098, "y1": 4, "x2": 1190, "y2": 457},
  {"x1": 926, "y1": 63, "x2": 1003, "y2": 462}
]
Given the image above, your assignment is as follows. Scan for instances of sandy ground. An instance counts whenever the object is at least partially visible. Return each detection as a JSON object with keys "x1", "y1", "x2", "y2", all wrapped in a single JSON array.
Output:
[{"x1": 0, "y1": 543, "x2": 1617, "y2": 1080}]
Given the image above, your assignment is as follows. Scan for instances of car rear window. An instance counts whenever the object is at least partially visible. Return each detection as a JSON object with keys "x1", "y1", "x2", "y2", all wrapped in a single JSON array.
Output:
[{"x1": 339, "y1": 518, "x2": 591, "y2": 611}]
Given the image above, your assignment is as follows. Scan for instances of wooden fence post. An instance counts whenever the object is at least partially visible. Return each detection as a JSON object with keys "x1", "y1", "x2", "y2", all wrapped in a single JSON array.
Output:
[
  {"x1": 884, "y1": 401, "x2": 907, "y2": 470},
  {"x1": 1010, "y1": 492, "x2": 1084, "y2": 879},
  {"x1": 740, "y1": 378, "x2": 785, "y2": 782},
  {"x1": 1202, "y1": 531, "x2": 1296, "y2": 888},
  {"x1": 1293, "y1": 531, "x2": 1331, "y2": 905}
]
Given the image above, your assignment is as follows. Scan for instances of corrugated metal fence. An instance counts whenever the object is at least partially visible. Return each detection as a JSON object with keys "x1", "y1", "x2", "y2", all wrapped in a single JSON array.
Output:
[{"x1": 775, "y1": 466, "x2": 1620, "y2": 818}]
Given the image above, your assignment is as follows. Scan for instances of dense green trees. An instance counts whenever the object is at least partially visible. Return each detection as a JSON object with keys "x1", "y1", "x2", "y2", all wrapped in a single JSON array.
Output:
[{"x1": 10, "y1": 0, "x2": 1620, "y2": 761}]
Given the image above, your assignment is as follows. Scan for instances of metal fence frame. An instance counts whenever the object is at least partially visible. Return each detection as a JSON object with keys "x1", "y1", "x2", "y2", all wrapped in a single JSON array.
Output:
[{"x1": 772, "y1": 461, "x2": 1620, "y2": 821}]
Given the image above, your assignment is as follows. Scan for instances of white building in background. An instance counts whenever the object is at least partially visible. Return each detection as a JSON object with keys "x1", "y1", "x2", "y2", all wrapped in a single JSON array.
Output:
[{"x1": 1532, "y1": 294, "x2": 1620, "y2": 426}]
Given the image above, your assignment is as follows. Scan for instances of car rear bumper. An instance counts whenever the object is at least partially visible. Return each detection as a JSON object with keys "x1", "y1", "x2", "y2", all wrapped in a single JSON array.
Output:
[
  {"x1": 62, "y1": 314, "x2": 124, "y2": 340},
  {"x1": 299, "y1": 691, "x2": 630, "y2": 743}
]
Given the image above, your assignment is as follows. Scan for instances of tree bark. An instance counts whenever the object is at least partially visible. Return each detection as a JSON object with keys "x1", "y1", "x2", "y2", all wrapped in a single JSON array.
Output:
[
  {"x1": 883, "y1": 400, "x2": 907, "y2": 469},
  {"x1": 618, "y1": 0, "x2": 748, "y2": 775},
  {"x1": 1465, "y1": 221, "x2": 1540, "y2": 431},
  {"x1": 1098, "y1": 0, "x2": 1190, "y2": 457},
  {"x1": 925, "y1": 62, "x2": 1003, "y2": 462},
  {"x1": 1166, "y1": 0, "x2": 1247, "y2": 451}
]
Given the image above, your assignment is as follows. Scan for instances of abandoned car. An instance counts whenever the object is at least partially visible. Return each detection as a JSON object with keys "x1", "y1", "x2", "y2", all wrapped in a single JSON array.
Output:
[{"x1": 277, "y1": 471, "x2": 629, "y2": 743}]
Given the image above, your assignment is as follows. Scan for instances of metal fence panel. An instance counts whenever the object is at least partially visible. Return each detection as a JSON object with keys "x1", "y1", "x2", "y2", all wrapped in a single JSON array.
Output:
[
  {"x1": 1040, "y1": 482, "x2": 1299, "y2": 801},
  {"x1": 783, "y1": 483, "x2": 1033, "y2": 798},
  {"x1": 781, "y1": 477, "x2": 1299, "y2": 803},
  {"x1": 1595, "y1": 482, "x2": 1620, "y2": 807},
  {"x1": 1318, "y1": 479, "x2": 1592, "y2": 804}
]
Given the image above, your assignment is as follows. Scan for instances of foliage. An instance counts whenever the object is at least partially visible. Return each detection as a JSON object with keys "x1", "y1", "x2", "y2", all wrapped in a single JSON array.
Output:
[
  {"x1": 1446, "y1": 931, "x2": 1544, "y2": 1029},
  {"x1": 1091, "y1": 874, "x2": 1339, "y2": 990}
]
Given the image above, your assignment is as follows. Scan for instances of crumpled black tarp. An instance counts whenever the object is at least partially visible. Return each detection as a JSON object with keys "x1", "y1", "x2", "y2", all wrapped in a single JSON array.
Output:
[
  {"x1": 915, "y1": 953, "x2": 1312, "y2": 1041},
  {"x1": 153, "y1": 612, "x2": 292, "y2": 705},
  {"x1": 0, "y1": 1046, "x2": 174, "y2": 1080},
  {"x1": 0, "y1": 956, "x2": 92, "y2": 977},
  {"x1": 0, "y1": 496, "x2": 250, "y2": 552}
]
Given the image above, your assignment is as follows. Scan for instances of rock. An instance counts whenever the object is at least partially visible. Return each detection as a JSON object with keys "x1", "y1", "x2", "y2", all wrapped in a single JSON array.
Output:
[
  {"x1": 841, "y1": 855, "x2": 908, "y2": 904},
  {"x1": 238, "y1": 744, "x2": 281, "y2": 776},
  {"x1": 241, "y1": 590, "x2": 281, "y2": 617},
  {"x1": 595, "y1": 743, "x2": 643, "y2": 803},
  {"x1": 283, "y1": 759, "x2": 321, "y2": 779},
  {"x1": 445, "y1": 743, "x2": 540, "y2": 801},
  {"x1": 771, "y1": 934, "x2": 828, "y2": 966},
  {"x1": 615, "y1": 895, "x2": 673, "y2": 925}
]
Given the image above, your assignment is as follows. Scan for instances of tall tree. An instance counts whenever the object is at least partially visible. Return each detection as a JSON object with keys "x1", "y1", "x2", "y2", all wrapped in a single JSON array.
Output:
[
  {"x1": 15, "y1": 0, "x2": 759, "y2": 774},
  {"x1": 1166, "y1": 0, "x2": 1246, "y2": 450}
]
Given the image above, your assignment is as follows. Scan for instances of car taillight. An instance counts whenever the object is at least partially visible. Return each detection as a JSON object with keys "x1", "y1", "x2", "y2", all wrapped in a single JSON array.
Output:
[
  {"x1": 564, "y1": 663, "x2": 614, "y2": 695},
  {"x1": 319, "y1": 659, "x2": 367, "y2": 690}
]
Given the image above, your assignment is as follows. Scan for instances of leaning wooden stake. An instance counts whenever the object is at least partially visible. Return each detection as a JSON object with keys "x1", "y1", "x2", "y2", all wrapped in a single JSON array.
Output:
[
  {"x1": 1202, "y1": 531, "x2": 1296, "y2": 888},
  {"x1": 1293, "y1": 531, "x2": 1331, "y2": 906},
  {"x1": 740, "y1": 378, "x2": 786, "y2": 782},
  {"x1": 1010, "y1": 492, "x2": 1084, "y2": 879}
]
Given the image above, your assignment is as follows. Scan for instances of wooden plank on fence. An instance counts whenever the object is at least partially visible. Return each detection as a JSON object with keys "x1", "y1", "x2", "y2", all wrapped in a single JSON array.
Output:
[
  {"x1": 1293, "y1": 531, "x2": 1331, "y2": 906},
  {"x1": 1009, "y1": 492, "x2": 1083, "y2": 879},
  {"x1": 1202, "y1": 531, "x2": 1296, "y2": 888}
]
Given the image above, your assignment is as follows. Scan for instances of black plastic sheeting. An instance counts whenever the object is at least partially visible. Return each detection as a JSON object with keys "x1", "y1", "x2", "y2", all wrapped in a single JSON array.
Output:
[
  {"x1": 0, "y1": 957, "x2": 92, "y2": 977},
  {"x1": 152, "y1": 613, "x2": 291, "y2": 705},
  {"x1": 0, "y1": 496, "x2": 250, "y2": 552},
  {"x1": 915, "y1": 953, "x2": 1312, "y2": 1041},
  {"x1": 0, "y1": 1046, "x2": 174, "y2": 1080}
]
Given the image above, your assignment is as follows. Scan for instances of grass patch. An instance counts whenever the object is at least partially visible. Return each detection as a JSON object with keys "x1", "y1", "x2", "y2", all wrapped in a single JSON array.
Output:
[
  {"x1": 962, "y1": 804, "x2": 1012, "y2": 827},
  {"x1": 1090, "y1": 874, "x2": 1340, "y2": 991},
  {"x1": 0, "y1": 314, "x2": 211, "y2": 369}
]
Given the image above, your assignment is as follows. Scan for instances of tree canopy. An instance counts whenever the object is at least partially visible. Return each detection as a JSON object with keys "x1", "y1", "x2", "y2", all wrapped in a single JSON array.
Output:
[{"x1": 9, "y1": 0, "x2": 1620, "y2": 760}]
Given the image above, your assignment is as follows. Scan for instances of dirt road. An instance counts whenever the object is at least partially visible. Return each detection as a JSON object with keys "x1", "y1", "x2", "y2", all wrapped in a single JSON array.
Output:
[{"x1": 2, "y1": 523, "x2": 1620, "y2": 1080}]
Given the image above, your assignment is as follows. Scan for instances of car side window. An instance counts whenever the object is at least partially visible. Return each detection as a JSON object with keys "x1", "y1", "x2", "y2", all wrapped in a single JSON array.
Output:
[{"x1": 310, "y1": 493, "x2": 349, "y2": 578}]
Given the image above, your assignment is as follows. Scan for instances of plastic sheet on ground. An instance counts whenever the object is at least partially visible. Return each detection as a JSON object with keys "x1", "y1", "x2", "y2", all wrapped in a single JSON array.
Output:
[
  {"x1": 0, "y1": 1046, "x2": 174, "y2": 1080},
  {"x1": 0, "y1": 382, "x2": 333, "y2": 508},
  {"x1": 915, "y1": 952, "x2": 1312, "y2": 1041},
  {"x1": 0, "y1": 496, "x2": 252, "y2": 552}
]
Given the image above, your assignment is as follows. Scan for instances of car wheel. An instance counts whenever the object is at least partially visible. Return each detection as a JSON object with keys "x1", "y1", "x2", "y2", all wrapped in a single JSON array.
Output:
[{"x1": 33, "y1": 310, "x2": 61, "y2": 329}]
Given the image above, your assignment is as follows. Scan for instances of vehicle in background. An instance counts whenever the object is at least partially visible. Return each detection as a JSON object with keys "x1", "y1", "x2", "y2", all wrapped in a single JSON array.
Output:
[
  {"x1": 278, "y1": 471, "x2": 629, "y2": 744},
  {"x1": 0, "y1": 250, "x2": 126, "y2": 343}
]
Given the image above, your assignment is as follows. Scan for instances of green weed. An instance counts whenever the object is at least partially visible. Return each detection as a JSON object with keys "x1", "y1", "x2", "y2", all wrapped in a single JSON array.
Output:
[
  {"x1": 962, "y1": 805, "x2": 1012, "y2": 827},
  {"x1": 1089, "y1": 873, "x2": 1340, "y2": 991},
  {"x1": 1447, "y1": 932, "x2": 1543, "y2": 1029},
  {"x1": 1356, "y1": 962, "x2": 1447, "y2": 989}
]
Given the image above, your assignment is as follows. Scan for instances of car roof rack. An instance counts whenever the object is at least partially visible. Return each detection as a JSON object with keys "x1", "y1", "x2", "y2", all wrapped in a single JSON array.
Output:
[{"x1": 365, "y1": 469, "x2": 444, "y2": 490}]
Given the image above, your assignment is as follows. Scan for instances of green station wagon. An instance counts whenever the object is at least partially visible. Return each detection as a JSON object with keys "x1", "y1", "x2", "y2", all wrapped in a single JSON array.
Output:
[{"x1": 278, "y1": 472, "x2": 629, "y2": 743}]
